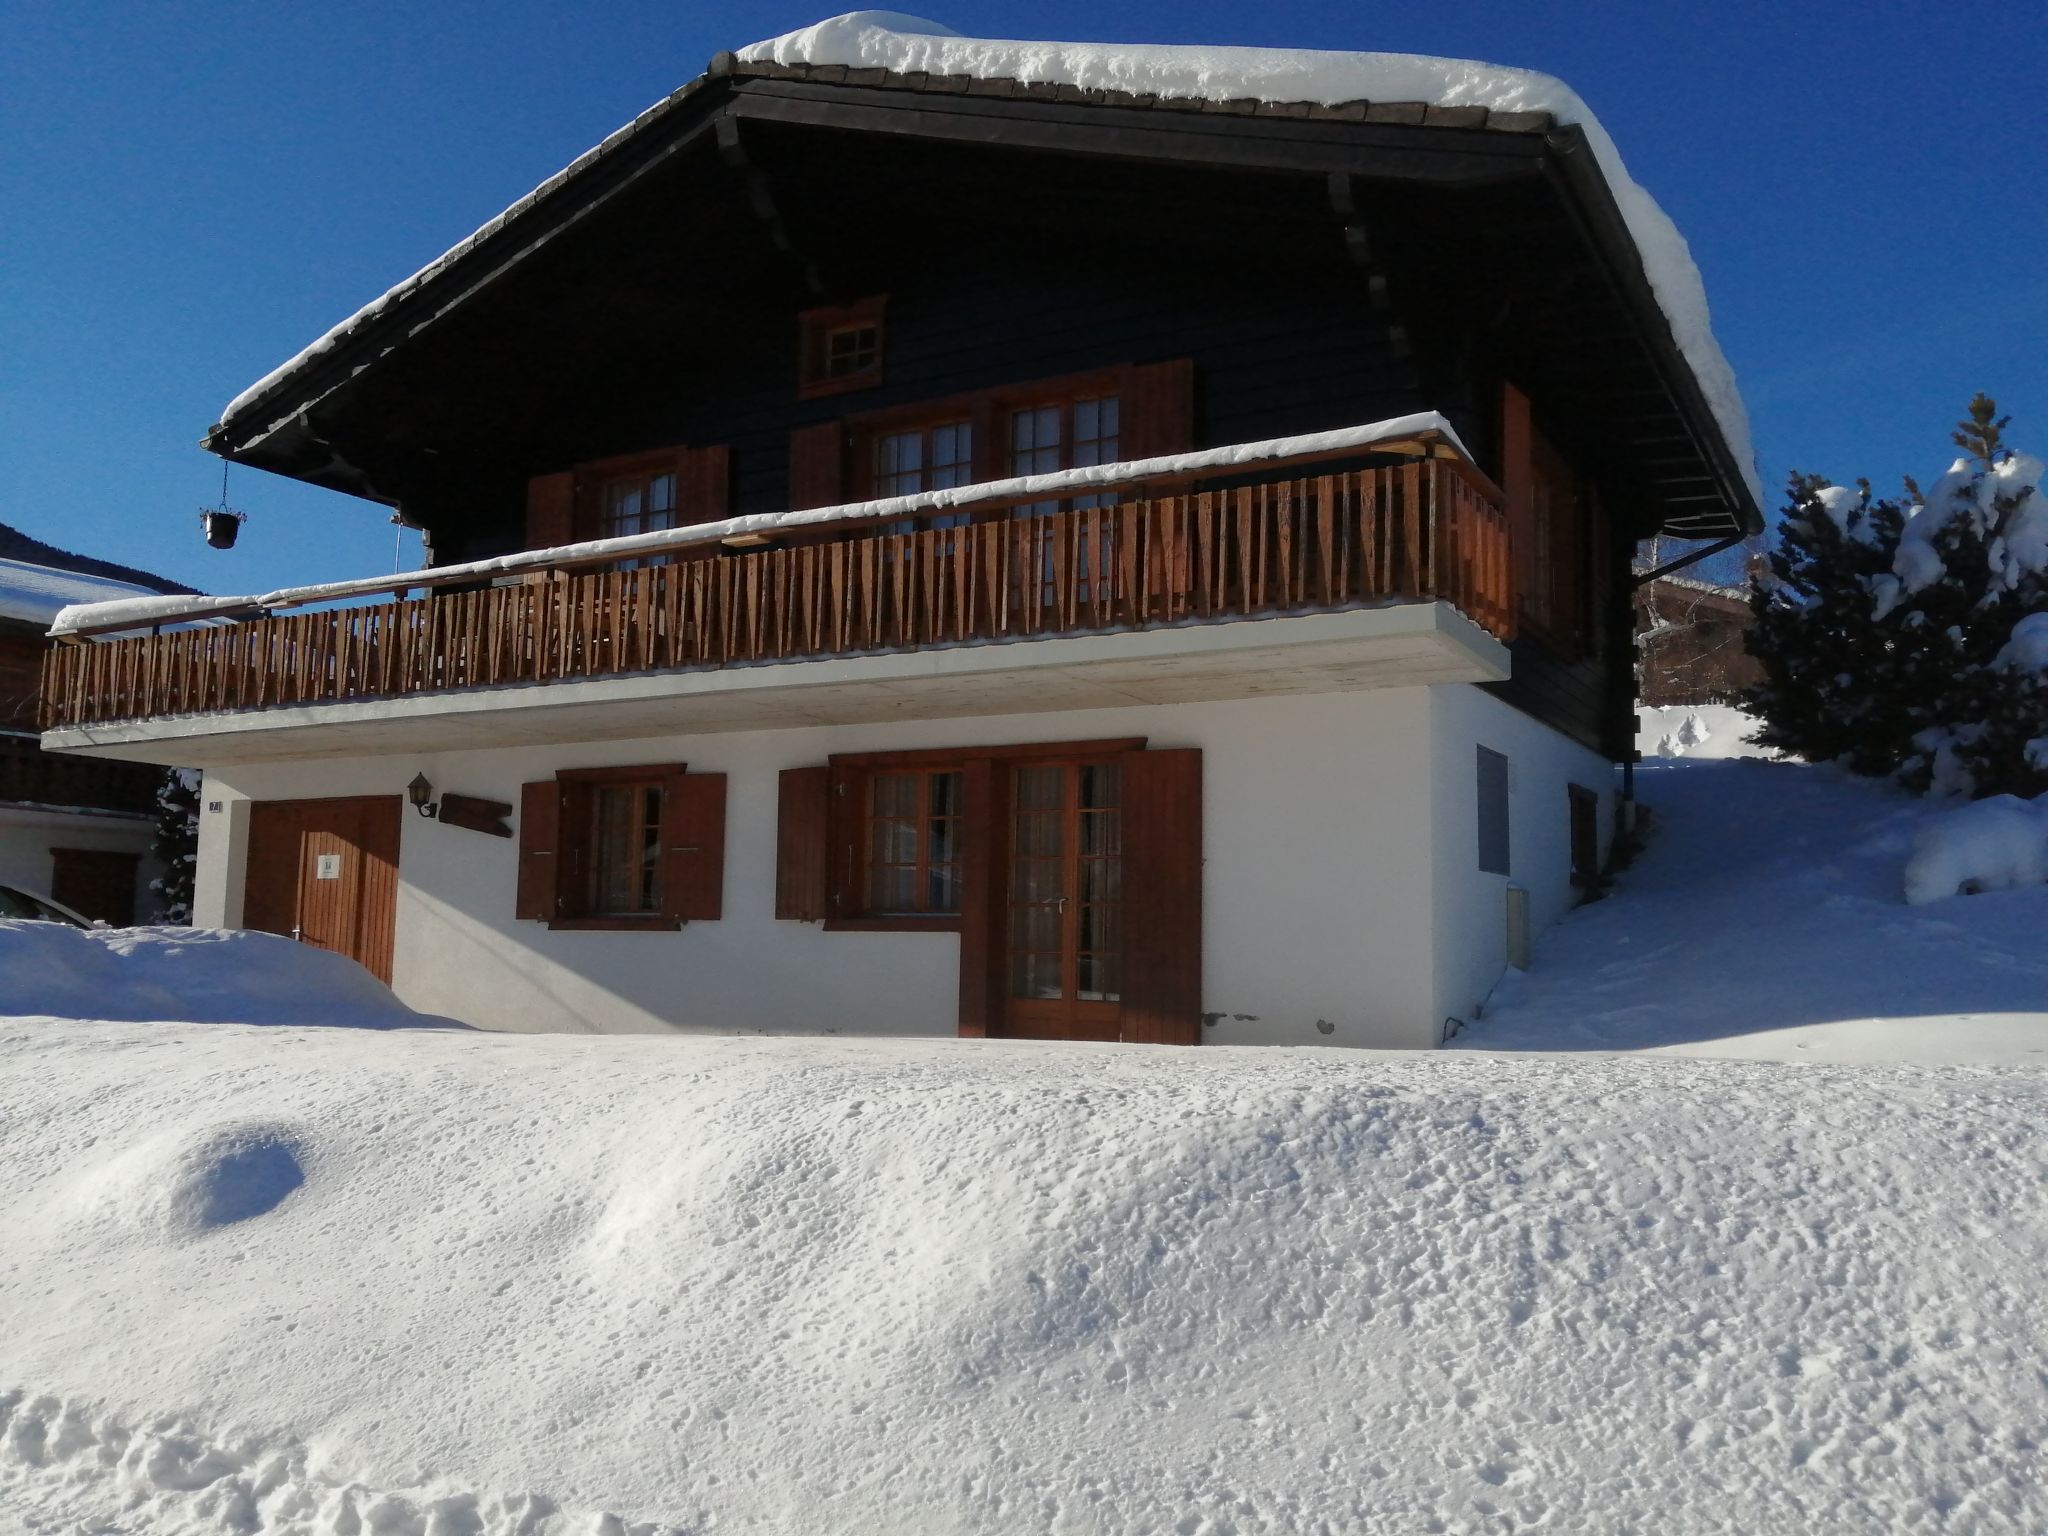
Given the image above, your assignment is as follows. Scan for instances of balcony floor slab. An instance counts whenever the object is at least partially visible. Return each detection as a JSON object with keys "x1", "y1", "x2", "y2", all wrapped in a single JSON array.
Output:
[{"x1": 43, "y1": 603, "x2": 1508, "y2": 767}]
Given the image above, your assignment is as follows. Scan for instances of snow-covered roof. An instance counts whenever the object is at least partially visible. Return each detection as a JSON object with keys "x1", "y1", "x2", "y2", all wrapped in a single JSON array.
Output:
[
  {"x1": 210, "y1": 12, "x2": 1758, "y2": 513},
  {"x1": 0, "y1": 557, "x2": 178, "y2": 629}
]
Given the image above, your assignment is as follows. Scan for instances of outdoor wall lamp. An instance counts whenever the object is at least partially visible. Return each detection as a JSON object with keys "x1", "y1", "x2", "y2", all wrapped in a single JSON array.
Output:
[{"x1": 407, "y1": 772, "x2": 440, "y2": 820}]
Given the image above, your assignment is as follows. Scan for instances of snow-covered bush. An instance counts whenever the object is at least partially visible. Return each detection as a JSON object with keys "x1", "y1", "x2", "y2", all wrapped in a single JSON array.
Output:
[
  {"x1": 1901, "y1": 791, "x2": 2048, "y2": 905},
  {"x1": 147, "y1": 768, "x2": 199, "y2": 924},
  {"x1": 1746, "y1": 396, "x2": 2047, "y2": 798}
]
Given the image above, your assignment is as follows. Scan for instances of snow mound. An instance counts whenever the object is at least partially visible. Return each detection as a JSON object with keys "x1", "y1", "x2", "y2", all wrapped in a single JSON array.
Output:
[
  {"x1": 1460, "y1": 758, "x2": 2048, "y2": 1060},
  {"x1": 0, "y1": 922, "x2": 459, "y2": 1029},
  {"x1": 1903, "y1": 792, "x2": 2048, "y2": 906},
  {"x1": 1636, "y1": 702, "x2": 1778, "y2": 760},
  {"x1": 2, "y1": 1024, "x2": 2046, "y2": 1532}
]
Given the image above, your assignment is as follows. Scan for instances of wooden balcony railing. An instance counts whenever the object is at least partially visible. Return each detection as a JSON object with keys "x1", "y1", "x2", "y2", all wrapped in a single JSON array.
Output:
[
  {"x1": 42, "y1": 455, "x2": 1510, "y2": 732},
  {"x1": 0, "y1": 731, "x2": 160, "y2": 813}
]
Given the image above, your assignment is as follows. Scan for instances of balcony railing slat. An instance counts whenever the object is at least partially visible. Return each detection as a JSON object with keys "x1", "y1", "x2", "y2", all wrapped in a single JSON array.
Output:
[{"x1": 41, "y1": 461, "x2": 1517, "y2": 732}]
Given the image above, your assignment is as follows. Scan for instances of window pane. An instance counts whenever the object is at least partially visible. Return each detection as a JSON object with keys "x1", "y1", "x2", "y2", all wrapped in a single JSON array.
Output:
[
  {"x1": 928, "y1": 770, "x2": 963, "y2": 817},
  {"x1": 604, "y1": 479, "x2": 644, "y2": 537},
  {"x1": 877, "y1": 432, "x2": 923, "y2": 498},
  {"x1": 1011, "y1": 406, "x2": 1062, "y2": 476},
  {"x1": 931, "y1": 423, "x2": 973, "y2": 489},
  {"x1": 593, "y1": 784, "x2": 662, "y2": 915},
  {"x1": 872, "y1": 772, "x2": 917, "y2": 817}
]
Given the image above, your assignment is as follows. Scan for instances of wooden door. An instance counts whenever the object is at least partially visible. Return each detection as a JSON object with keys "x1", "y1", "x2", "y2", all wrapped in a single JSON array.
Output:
[
  {"x1": 244, "y1": 797, "x2": 401, "y2": 984},
  {"x1": 999, "y1": 760, "x2": 1124, "y2": 1041},
  {"x1": 48, "y1": 848, "x2": 139, "y2": 926}
]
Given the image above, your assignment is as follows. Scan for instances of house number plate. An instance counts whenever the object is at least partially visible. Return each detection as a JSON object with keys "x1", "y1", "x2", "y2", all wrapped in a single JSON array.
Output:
[{"x1": 314, "y1": 854, "x2": 342, "y2": 881}]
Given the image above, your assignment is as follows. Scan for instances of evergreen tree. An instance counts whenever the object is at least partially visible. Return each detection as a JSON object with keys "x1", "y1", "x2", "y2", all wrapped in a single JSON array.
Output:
[
  {"x1": 1746, "y1": 395, "x2": 2046, "y2": 798},
  {"x1": 148, "y1": 768, "x2": 200, "y2": 924},
  {"x1": 1891, "y1": 397, "x2": 2048, "y2": 796},
  {"x1": 1743, "y1": 473, "x2": 1908, "y2": 770}
]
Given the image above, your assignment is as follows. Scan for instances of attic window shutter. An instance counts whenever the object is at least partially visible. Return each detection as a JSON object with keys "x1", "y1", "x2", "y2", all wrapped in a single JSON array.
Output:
[
  {"x1": 515, "y1": 779, "x2": 562, "y2": 919},
  {"x1": 524, "y1": 472, "x2": 576, "y2": 553},
  {"x1": 1120, "y1": 747, "x2": 1203, "y2": 1045},
  {"x1": 1123, "y1": 359, "x2": 1197, "y2": 460},
  {"x1": 775, "y1": 766, "x2": 831, "y2": 920},
  {"x1": 660, "y1": 771, "x2": 727, "y2": 922},
  {"x1": 788, "y1": 421, "x2": 847, "y2": 510}
]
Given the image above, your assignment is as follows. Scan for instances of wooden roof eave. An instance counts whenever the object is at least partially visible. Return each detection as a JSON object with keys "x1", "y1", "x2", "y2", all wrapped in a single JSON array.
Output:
[{"x1": 1535, "y1": 126, "x2": 1762, "y2": 543}]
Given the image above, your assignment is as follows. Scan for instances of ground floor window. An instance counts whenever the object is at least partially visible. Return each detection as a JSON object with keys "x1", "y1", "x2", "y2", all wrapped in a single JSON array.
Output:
[{"x1": 865, "y1": 767, "x2": 964, "y2": 915}]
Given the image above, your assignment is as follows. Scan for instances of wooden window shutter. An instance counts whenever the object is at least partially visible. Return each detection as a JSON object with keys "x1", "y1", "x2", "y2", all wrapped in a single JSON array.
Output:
[
  {"x1": 660, "y1": 771, "x2": 727, "y2": 922},
  {"x1": 1500, "y1": 381, "x2": 1535, "y2": 620},
  {"x1": 774, "y1": 766, "x2": 831, "y2": 920},
  {"x1": 788, "y1": 421, "x2": 847, "y2": 510},
  {"x1": 524, "y1": 471, "x2": 576, "y2": 552},
  {"x1": 1120, "y1": 747, "x2": 1203, "y2": 1045},
  {"x1": 1123, "y1": 358, "x2": 1196, "y2": 460},
  {"x1": 515, "y1": 779, "x2": 563, "y2": 920},
  {"x1": 1477, "y1": 746, "x2": 1511, "y2": 876},
  {"x1": 954, "y1": 757, "x2": 1004, "y2": 1037},
  {"x1": 677, "y1": 444, "x2": 732, "y2": 526}
]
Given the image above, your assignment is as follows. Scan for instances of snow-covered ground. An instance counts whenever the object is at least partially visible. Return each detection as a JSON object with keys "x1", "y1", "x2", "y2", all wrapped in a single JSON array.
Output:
[
  {"x1": 4, "y1": 755, "x2": 2046, "y2": 1532},
  {"x1": 4, "y1": 1022, "x2": 2045, "y2": 1534},
  {"x1": 1457, "y1": 757, "x2": 2048, "y2": 1062}
]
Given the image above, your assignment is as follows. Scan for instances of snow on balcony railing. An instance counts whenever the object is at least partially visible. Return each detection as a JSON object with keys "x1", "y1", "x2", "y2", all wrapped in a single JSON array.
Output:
[
  {"x1": 51, "y1": 414, "x2": 1474, "y2": 640},
  {"x1": 40, "y1": 420, "x2": 1512, "y2": 733}
]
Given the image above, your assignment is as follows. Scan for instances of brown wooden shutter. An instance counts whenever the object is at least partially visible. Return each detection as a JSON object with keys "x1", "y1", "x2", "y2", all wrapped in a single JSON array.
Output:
[
  {"x1": 677, "y1": 444, "x2": 732, "y2": 526},
  {"x1": 555, "y1": 778, "x2": 595, "y2": 920},
  {"x1": 661, "y1": 771, "x2": 727, "y2": 922},
  {"x1": 524, "y1": 472, "x2": 576, "y2": 552},
  {"x1": 1501, "y1": 381, "x2": 1535, "y2": 619},
  {"x1": 788, "y1": 421, "x2": 846, "y2": 509},
  {"x1": 515, "y1": 779, "x2": 562, "y2": 920},
  {"x1": 1123, "y1": 358, "x2": 1197, "y2": 460},
  {"x1": 774, "y1": 766, "x2": 831, "y2": 920},
  {"x1": 955, "y1": 756, "x2": 1004, "y2": 1037},
  {"x1": 1120, "y1": 747, "x2": 1203, "y2": 1045}
]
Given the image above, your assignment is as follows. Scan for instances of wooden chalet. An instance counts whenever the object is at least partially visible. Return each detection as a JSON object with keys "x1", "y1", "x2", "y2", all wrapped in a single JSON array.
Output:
[
  {"x1": 40, "y1": 19, "x2": 1760, "y2": 1044},
  {"x1": 2, "y1": 525, "x2": 192, "y2": 922}
]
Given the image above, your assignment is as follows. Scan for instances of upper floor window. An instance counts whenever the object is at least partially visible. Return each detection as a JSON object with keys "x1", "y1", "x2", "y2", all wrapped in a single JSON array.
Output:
[
  {"x1": 876, "y1": 421, "x2": 975, "y2": 533},
  {"x1": 603, "y1": 470, "x2": 676, "y2": 539},
  {"x1": 1013, "y1": 394, "x2": 1120, "y2": 515},
  {"x1": 798, "y1": 296, "x2": 887, "y2": 400}
]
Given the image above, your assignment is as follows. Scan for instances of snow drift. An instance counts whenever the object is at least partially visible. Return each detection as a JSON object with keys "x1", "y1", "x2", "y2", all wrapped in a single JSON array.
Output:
[
  {"x1": 1460, "y1": 756, "x2": 2048, "y2": 1060},
  {"x1": 0, "y1": 922, "x2": 458, "y2": 1029},
  {"x1": 3, "y1": 1023, "x2": 2046, "y2": 1533}
]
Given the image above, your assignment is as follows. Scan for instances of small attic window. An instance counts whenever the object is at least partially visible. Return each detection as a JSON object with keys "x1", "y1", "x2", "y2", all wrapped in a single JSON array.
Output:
[{"x1": 799, "y1": 297, "x2": 886, "y2": 400}]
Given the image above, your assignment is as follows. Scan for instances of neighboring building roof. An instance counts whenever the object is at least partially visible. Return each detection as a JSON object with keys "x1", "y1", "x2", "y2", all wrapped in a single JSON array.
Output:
[
  {"x1": 0, "y1": 525, "x2": 195, "y2": 629},
  {"x1": 205, "y1": 11, "x2": 1760, "y2": 532}
]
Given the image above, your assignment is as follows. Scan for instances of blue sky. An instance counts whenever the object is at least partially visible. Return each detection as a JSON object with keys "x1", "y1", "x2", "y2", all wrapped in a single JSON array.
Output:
[{"x1": 2, "y1": 1, "x2": 2042, "y2": 596}]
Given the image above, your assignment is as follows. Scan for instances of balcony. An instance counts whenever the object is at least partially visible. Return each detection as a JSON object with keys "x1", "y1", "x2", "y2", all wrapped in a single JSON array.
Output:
[
  {"x1": 41, "y1": 424, "x2": 1514, "y2": 763},
  {"x1": 0, "y1": 730, "x2": 159, "y2": 814}
]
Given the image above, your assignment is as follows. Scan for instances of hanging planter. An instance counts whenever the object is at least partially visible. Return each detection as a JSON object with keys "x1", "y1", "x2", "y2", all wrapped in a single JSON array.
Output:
[
  {"x1": 200, "y1": 460, "x2": 247, "y2": 549},
  {"x1": 201, "y1": 508, "x2": 247, "y2": 549}
]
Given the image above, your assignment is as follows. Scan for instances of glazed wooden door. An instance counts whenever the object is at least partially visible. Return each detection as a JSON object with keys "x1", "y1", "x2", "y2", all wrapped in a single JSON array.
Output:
[
  {"x1": 244, "y1": 797, "x2": 401, "y2": 984},
  {"x1": 1000, "y1": 760, "x2": 1124, "y2": 1040}
]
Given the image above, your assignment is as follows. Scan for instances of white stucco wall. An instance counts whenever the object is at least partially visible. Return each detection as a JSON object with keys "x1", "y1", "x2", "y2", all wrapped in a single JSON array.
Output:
[
  {"x1": 1426, "y1": 686, "x2": 1617, "y2": 1039},
  {"x1": 0, "y1": 806, "x2": 159, "y2": 918},
  {"x1": 196, "y1": 690, "x2": 1453, "y2": 1047},
  {"x1": 192, "y1": 684, "x2": 1611, "y2": 1048}
]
